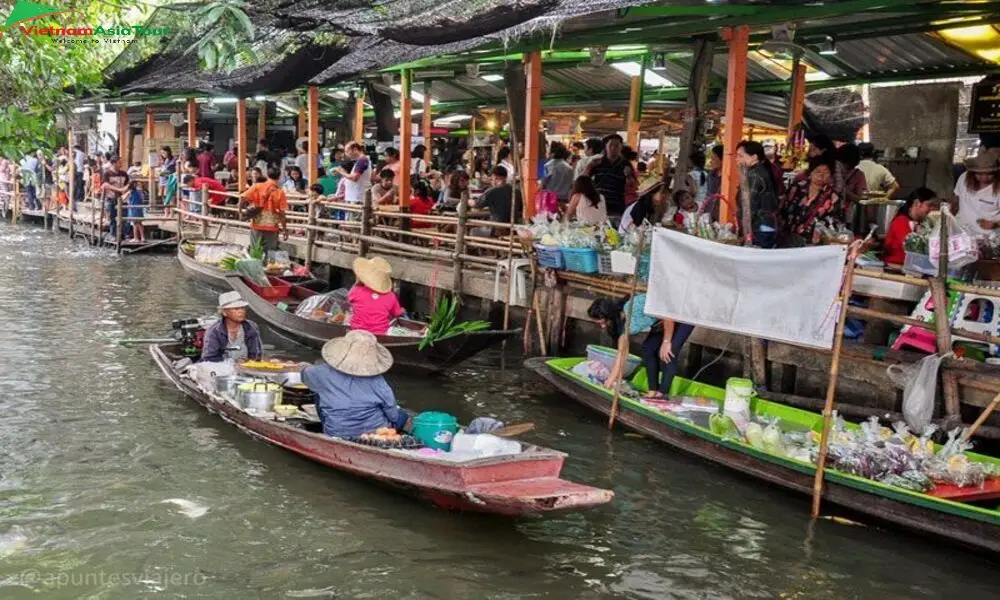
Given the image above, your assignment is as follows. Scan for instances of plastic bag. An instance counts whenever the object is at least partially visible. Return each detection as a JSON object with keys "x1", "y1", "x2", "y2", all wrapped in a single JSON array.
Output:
[
  {"x1": 929, "y1": 211, "x2": 978, "y2": 268},
  {"x1": 887, "y1": 353, "x2": 944, "y2": 434},
  {"x1": 534, "y1": 190, "x2": 559, "y2": 217},
  {"x1": 294, "y1": 288, "x2": 349, "y2": 320}
]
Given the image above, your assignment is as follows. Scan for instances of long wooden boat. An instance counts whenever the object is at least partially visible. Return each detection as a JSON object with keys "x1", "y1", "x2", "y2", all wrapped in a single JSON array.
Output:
[
  {"x1": 177, "y1": 241, "x2": 231, "y2": 290},
  {"x1": 526, "y1": 354, "x2": 1000, "y2": 554},
  {"x1": 150, "y1": 343, "x2": 613, "y2": 515},
  {"x1": 227, "y1": 274, "x2": 519, "y2": 373}
]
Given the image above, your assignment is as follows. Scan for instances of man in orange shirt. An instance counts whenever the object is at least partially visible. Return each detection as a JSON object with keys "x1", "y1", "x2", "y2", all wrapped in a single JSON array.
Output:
[{"x1": 240, "y1": 166, "x2": 288, "y2": 252}]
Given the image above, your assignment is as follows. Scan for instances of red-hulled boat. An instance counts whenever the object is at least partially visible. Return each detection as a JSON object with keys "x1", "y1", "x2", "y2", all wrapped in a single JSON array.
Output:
[{"x1": 150, "y1": 343, "x2": 613, "y2": 515}]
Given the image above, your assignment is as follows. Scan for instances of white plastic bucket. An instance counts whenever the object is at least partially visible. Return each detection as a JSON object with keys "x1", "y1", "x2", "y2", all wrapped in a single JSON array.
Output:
[{"x1": 724, "y1": 377, "x2": 754, "y2": 419}]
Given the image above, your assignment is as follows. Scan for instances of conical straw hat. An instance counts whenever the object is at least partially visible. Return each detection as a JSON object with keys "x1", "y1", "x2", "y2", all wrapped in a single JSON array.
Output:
[
  {"x1": 320, "y1": 330, "x2": 393, "y2": 376},
  {"x1": 352, "y1": 257, "x2": 393, "y2": 294}
]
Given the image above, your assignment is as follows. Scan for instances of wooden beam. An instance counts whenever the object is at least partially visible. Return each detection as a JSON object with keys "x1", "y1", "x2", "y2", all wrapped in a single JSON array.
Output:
[
  {"x1": 422, "y1": 80, "x2": 433, "y2": 167},
  {"x1": 145, "y1": 107, "x2": 154, "y2": 149},
  {"x1": 307, "y1": 85, "x2": 319, "y2": 185},
  {"x1": 353, "y1": 90, "x2": 365, "y2": 142},
  {"x1": 626, "y1": 75, "x2": 642, "y2": 148},
  {"x1": 674, "y1": 36, "x2": 715, "y2": 192},
  {"x1": 720, "y1": 25, "x2": 749, "y2": 227},
  {"x1": 257, "y1": 100, "x2": 266, "y2": 146},
  {"x1": 787, "y1": 60, "x2": 807, "y2": 140},
  {"x1": 237, "y1": 98, "x2": 247, "y2": 193},
  {"x1": 186, "y1": 98, "x2": 197, "y2": 149},
  {"x1": 297, "y1": 102, "x2": 306, "y2": 141},
  {"x1": 118, "y1": 106, "x2": 128, "y2": 164},
  {"x1": 523, "y1": 51, "x2": 542, "y2": 220},
  {"x1": 399, "y1": 69, "x2": 413, "y2": 209}
]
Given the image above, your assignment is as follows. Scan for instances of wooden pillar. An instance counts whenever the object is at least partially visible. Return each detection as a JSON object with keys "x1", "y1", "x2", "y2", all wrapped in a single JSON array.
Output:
[
  {"x1": 399, "y1": 69, "x2": 413, "y2": 209},
  {"x1": 307, "y1": 85, "x2": 319, "y2": 185},
  {"x1": 236, "y1": 98, "x2": 247, "y2": 193},
  {"x1": 200, "y1": 183, "x2": 209, "y2": 238},
  {"x1": 453, "y1": 195, "x2": 468, "y2": 294},
  {"x1": 305, "y1": 199, "x2": 317, "y2": 267},
  {"x1": 145, "y1": 107, "x2": 155, "y2": 202},
  {"x1": 522, "y1": 51, "x2": 542, "y2": 220},
  {"x1": 297, "y1": 102, "x2": 306, "y2": 141},
  {"x1": 67, "y1": 130, "x2": 75, "y2": 237},
  {"x1": 360, "y1": 195, "x2": 372, "y2": 256},
  {"x1": 626, "y1": 75, "x2": 642, "y2": 149},
  {"x1": 353, "y1": 90, "x2": 365, "y2": 142},
  {"x1": 118, "y1": 106, "x2": 128, "y2": 164},
  {"x1": 422, "y1": 80, "x2": 433, "y2": 167},
  {"x1": 674, "y1": 37, "x2": 715, "y2": 192},
  {"x1": 257, "y1": 100, "x2": 267, "y2": 146},
  {"x1": 720, "y1": 25, "x2": 749, "y2": 226},
  {"x1": 186, "y1": 98, "x2": 197, "y2": 149},
  {"x1": 787, "y1": 61, "x2": 807, "y2": 141}
]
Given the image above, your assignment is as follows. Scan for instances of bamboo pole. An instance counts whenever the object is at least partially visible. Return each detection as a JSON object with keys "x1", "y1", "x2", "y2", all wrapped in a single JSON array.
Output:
[
  {"x1": 453, "y1": 194, "x2": 468, "y2": 295},
  {"x1": 115, "y1": 195, "x2": 124, "y2": 254},
  {"x1": 960, "y1": 391, "x2": 1000, "y2": 445},
  {"x1": 811, "y1": 258, "x2": 857, "y2": 519},
  {"x1": 200, "y1": 183, "x2": 209, "y2": 238},
  {"x1": 305, "y1": 197, "x2": 317, "y2": 268},
  {"x1": 359, "y1": 195, "x2": 373, "y2": 256},
  {"x1": 609, "y1": 229, "x2": 647, "y2": 430}
]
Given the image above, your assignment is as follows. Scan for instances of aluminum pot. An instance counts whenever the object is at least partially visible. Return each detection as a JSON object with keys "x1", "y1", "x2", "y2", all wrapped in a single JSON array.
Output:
[
  {"x1": 236, "y1": 382, "x2": 282, "y2": 412},
  {"x1": 215, "y1": 375, "x2": 253, "y2": 396}
]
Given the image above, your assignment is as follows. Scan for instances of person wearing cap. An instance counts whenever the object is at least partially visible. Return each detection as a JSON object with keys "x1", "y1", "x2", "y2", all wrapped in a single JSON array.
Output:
[
  {"x1": 200, "y1": 292, "x2": 263, "y2": 363},
  {"x1": 953, "y1": 153, "x2": 1000, "y2": 236},
  {"x1": 348, "y1": 257, "x2": 406, "y2": 336},
  {"x1": 301, "y1": 330, "x2": 411, "y2": 439}
]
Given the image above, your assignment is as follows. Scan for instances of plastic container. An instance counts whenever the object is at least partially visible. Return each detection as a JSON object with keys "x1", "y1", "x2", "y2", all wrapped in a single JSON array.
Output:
[
  {"x1": 609, "y1": 250, "x2": 650, "y2": 280},
  {"x1": 903, "y1": 252, "x2": 964, "y2": 278},
  {"x1": 411, "y1": 411, "x2": 459, "y2": 451},
  {"x1": 560, "y1": 247, "x2": 599, "y2": 273},
  {"x1": 534, "y1": 244, "x2": 565, "y2": 269},
  {"x1": 247, "y1": 276, "x2": 292, "y2": 301},
  {"x1": 450, "y1": 432, "x2": 522, "y2": 457},
  {"x1": 586, "y1": 344, "x2": 641, "y2": 378},
  {"x1": 724, "y1": 377, "x2": 754, "y2": 419}
]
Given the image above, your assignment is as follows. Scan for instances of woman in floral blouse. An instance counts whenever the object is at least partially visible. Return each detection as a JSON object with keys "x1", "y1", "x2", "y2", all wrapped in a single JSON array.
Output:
[{"x1": 779, "y1": 159, "x2": 843, "y2": 247}]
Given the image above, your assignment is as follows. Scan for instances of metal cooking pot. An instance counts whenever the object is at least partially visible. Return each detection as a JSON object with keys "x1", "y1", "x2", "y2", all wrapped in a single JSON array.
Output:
[
  {"x1": 236, "y1": 382, "x2": 282, "y2": 412},
  {"x1": 215, "y1": 375, "x2": 253, "y2": 396}
]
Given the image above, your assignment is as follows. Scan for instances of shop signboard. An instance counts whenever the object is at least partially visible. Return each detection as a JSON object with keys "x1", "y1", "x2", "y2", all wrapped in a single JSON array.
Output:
[{"x1": 969, "y1": 78, "x2": 1000, "y2": 133}]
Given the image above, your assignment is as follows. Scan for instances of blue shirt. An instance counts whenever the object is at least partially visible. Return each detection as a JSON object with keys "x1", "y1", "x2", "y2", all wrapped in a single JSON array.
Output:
[
  {"x1": 301, "y1": 363, "x2": 407, "y2": 438},
  {"x1": 623, "y1": 293, "x2": 658, "y2": 335}
]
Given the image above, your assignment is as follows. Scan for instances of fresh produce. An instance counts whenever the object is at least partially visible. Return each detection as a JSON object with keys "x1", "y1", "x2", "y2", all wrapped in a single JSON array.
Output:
[
  {"x1": 247, "y1": 237, "x2": 266, "y2": 261},
  {"x1": 418, "y1": 295, "x2": 490, "y2": 350},
  {"x1": 361, "y1": 427, "x2": 403, "y2": 443},
  {"x1": 235, "y1": 258, "x2": 270, "y2": 286},
  {"x1": 241, "y1": 360, "x2": 286, "y2": 370},
  {"x1": 219, "y1": 255, "x2": 239, "y2": 271}
]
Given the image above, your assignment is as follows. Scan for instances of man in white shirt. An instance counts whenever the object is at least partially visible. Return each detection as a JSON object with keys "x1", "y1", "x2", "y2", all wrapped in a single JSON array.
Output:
[
  {"x1": 857, "y1": 143, "x2": 900, "y2": 198},
  {"x1": 72, "y1": 145, "x2": 86, "y2": 209},
  {"x1": 574, "y1": 137, "x2": 604, "y2": 180}
]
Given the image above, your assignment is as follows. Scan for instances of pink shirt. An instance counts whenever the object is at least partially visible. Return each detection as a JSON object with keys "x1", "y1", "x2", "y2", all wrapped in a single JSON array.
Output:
[{"x1": 347, "y1": 283, "x2": 404, "y2": 335}]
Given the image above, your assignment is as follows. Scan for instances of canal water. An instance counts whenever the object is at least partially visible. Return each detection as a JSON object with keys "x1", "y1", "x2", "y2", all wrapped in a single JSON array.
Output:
[{"x1": 0, "y1": 222, "x2": 997, "y2": 599}]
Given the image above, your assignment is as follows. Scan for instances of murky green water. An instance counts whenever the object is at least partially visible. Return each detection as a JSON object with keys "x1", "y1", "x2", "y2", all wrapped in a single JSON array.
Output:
[{"x1": 0, "y1": 221, "x2": 997, "y2": 599}]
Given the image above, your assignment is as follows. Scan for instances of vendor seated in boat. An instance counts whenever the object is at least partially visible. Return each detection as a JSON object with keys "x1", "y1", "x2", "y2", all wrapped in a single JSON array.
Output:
[
  {"x1": 201, "y1": 291, "x2": 264, "y2": 363},
  {"x1": 588, "y1": 296, "x2": 694, "y2": 399},
  {"x1": 347, "y1": 257, "x2": 405, "y2": 336},
  {"x1": 301, "y1": 330, "x2": 411, "y2": 438}
]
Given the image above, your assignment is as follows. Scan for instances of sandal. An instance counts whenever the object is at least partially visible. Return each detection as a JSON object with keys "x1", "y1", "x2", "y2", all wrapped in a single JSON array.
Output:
[{"x1": 644, "y1": 391, "x2": 665, "y2": 400}]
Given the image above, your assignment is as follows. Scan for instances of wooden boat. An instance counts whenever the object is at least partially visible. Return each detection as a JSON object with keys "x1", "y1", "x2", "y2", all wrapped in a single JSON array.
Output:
[
  {"x1": 149, "y1": 343, "x2": 613, "y2": 515},
  {"x1": 227, "y1": 274, "x2": 519, "y2": 373},
  {"x1": 526, "y1": 354, "x2": 1000, "y2": 554},
  {"x1": 177, "y1": 240, "x2": 232, "y2": 290}
]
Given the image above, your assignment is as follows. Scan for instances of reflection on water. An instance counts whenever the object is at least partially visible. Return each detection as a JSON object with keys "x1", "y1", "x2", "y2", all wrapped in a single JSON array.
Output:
[{"x1": 0, "y1": 222, "x2": 997, "y2": 599}]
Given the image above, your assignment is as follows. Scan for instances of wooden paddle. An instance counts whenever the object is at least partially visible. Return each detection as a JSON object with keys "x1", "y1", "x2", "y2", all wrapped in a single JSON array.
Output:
[
  {"x1": 493, "y1": 422, "x2": 535, "y2": 438},
  {"x1": 608, "y1": 228, "x2": 647, "y2": 430},
  {"x1": 960, "y1": 390, "x2": 1000, "y2": 445}
]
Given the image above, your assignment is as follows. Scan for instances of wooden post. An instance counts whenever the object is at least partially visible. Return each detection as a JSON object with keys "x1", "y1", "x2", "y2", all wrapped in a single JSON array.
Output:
[
  {"x1": 626, "y1": 75, "x2": 642, "y2": 149},
  {"x1": 118, "y1": 106, "x2": 129, "y2": 165},
  {"x1": 609, "y1": 229, "x2": 647, "y2": 429},
  {"x1": 297, "y1": 102, "x2": 306, "y2": 141},
  {"x1": 237, "y1": 99, "x2": 247, "y2": 193},
  {"x1": 200, "y1": 183, "x2": 209, "y2": 238},
  {"x1": 145, "y1": 107, "x2": 156, "y2": 206},
  {"x1": 787, "y1": 61, "x2": 807, "y2": 141},
  {"x1": 186, "y1": 98, "x2": 197, "y2": 149},
  {"x1": 811, "y1": 259, "x2": 856, "y2": 518},
  {"x1": 115, "y1": 195, "x2": 124, "y2": 253},
  {"x1": 453, "y1": 195, "x2": 468, "y2": 296},
  {"x1": 305, "y1": 198, "x2": 317, "y2": 268},
  {"x1": 307, "y1": 85, "x2": 320, "y2": 185},
  {"x1": 359, "y1": 195, "x2": 372, "y2": 256},
  {"x1": 257, "y1": 100, "x2": 266, "y2": 146},
  {"x1": 673, "y1": 37, "x2": 715, "y2": 192},
  {"x1": 67, "y1": 130, "x2": 75, "y2": 238},
  {"x1": 399, "y1": 69, "x2": 413, "y2": 209},
  {"x1": 522, "y1": 51, "x2": 542, "y2": 220},
  {"x1": 353, "y1": 90, "x2": 365, "y2": 142},
  {"x1": 467, "y1": 117, "x2": 476, "y2": 175},
  {"x1": 11, "y1": 173, "x2": 18, "y2": 224},
  {"x1": 720, "y1": 25, "x2": 749, "y2": 226},
  {"x1": 422, "y1": 80, "x2": 433, "y2": 168}
]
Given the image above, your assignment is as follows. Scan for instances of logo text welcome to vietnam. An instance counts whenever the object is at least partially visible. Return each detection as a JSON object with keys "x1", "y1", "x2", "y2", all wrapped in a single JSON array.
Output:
[{"x1": 2, "y1": 0, "x2": 169, "y2": 43}]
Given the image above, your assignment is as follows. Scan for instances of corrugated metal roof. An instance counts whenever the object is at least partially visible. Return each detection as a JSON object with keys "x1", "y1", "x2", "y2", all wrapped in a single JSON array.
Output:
[{"x1": 833, "y1": 33, "x2": 982, "y2": 76}]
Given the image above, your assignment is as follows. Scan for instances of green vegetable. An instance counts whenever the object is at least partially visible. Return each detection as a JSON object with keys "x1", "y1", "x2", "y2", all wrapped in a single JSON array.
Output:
[
  {"x1": 710, "y1": 413, "x2": 738, "y2": 439},
  {"x1": 219, "y1": 255, "x2": 239, "y2": 271},
  {"x1": 418, "y1": 295, "x2": 490, "y2": 350},
  {"x1": 248, "y1": 238, "x2": 266, "y2": 261},
  {"x1": 235, "y1": 258, "x2": 270, "y2": 286}
]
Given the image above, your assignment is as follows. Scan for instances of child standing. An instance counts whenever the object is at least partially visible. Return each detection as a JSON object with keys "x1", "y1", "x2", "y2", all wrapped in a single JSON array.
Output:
[{"x1": 671, "y1": 189, "x2": 699, "y2": 231}]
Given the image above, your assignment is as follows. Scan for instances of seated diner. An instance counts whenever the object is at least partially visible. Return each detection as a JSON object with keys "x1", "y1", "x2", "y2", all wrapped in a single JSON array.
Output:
[
  {"x1": 201, "y1": 292, "x2": 263, "y2": 363},
  {"x1": 302, "y1": 330, "x2": 411, "y2": 439}
]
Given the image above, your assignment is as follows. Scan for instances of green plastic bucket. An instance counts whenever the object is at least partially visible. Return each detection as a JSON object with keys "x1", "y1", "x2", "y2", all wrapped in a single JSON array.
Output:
[
  {"x1": 411, "y1": 411, "x2": 459, "y2": 450},
  {"x1": 724, "y1": 377, "x2": 754, "y2": 417}
]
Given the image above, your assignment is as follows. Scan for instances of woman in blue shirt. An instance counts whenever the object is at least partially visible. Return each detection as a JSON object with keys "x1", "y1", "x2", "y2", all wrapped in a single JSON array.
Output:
[
  {"x1": 588, "y1": 295, "x2": 694, "y2": 399},
  {"x1": 301, "y1": 330, "x2": 411, "y2": 439}
]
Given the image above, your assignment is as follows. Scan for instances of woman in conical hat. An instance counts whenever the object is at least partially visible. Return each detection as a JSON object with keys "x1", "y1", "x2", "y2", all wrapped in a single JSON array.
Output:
[{"x1": 347, "y1": 256, "x2": 406, "y2": 336}]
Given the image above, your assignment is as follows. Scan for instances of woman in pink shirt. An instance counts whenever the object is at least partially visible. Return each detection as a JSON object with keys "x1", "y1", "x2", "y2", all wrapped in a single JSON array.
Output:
[{"x1": 348, "y1": 257, "x2": 405, "y2": 335}]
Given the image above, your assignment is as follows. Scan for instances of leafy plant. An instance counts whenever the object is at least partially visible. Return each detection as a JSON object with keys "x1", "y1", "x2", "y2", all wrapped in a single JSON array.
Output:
[
  {"x1": 219, "y1": 255, "x2": 238, "y2": 271},
  {"x1": 247, "y1": 237, "x2": 265, "y2": 260},
  {"x1": 418, "y1": 295, "x2": 489, "y2": 350},
  {"x1": 184, "y1": 0, "x2": 255, "y2": 72}
]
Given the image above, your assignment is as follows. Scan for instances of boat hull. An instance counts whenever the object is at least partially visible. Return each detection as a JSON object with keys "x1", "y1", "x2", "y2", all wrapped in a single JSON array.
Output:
[
  {"x1": 149, "y1": 345, "x2": 611, "y2": 515},
  {"x1": 227, "y1": 274, "x2": 518, "y2": 373},
  {"x1": 525, "y1": 357, "x2": 1000, "y2": 554},
  {"x1": 177, "y1": 244, "x2": 230, "y2": 290}
]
